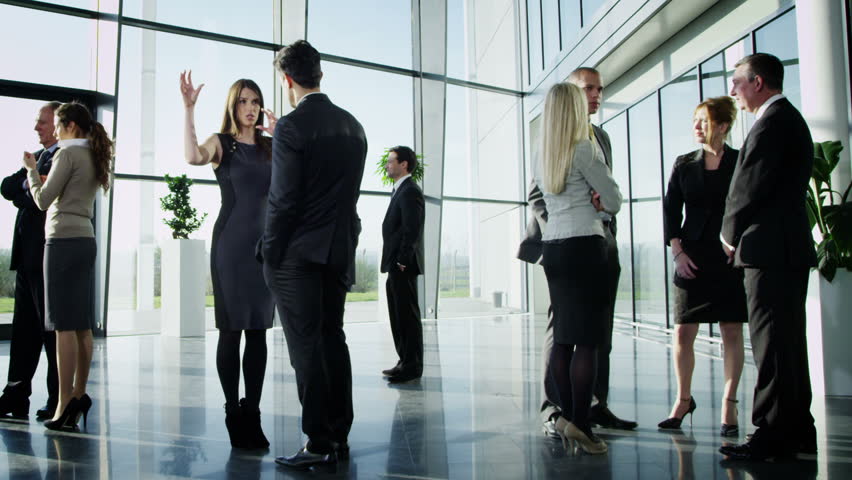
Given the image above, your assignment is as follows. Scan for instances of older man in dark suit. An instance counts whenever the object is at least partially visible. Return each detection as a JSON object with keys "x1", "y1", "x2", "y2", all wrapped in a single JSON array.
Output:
[
  {"x1": 262, "y1": 40, "x2": 367, "y2": 468},
  {"x1": 0, "y1": 102, "x2": 61, "y2": 420},
  {"x1": 380, "y1": 146, "x2": 425, "y2": 384},
  {"x1": 719, "y1": 53, "x2": 817, "y2": 462},
  {"x1": 521, "y1": 68, "x2": 636, "y2": 437}
]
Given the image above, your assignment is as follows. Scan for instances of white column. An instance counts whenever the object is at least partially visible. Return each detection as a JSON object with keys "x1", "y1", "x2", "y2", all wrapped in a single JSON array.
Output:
[
  {"x1": 137, "y1": 0, "x2": 156, "y2": 311},
  {"x1": 796, "y1": 0, "x2": 852, "y2": 396},
  {"x1": 796, "y1": 0, "x2": 851, "y2": 188}
]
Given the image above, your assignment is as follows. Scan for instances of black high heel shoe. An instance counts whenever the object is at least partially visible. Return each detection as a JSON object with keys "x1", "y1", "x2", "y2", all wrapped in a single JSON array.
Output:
[
  {"x1": 720, "y1": 398, "x2": 739, "y2": 437},
  {"x1": 72, "y1": 394, "x2": 92, "y2": 430},
  {"x1": 658, "y1": 397, "x2": 697, "y2": 429},
  {"x1": 45, "y1": 398, "x2": 80, "y2": 431}
]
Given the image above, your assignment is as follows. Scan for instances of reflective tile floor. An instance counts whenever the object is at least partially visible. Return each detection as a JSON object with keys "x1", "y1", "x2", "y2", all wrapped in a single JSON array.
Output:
[{"x1": 0, "y1": 314, "x2": 850, "y2": 479}]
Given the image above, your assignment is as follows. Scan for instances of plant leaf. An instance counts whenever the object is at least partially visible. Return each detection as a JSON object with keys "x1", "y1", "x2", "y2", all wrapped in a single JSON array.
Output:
[
  {"x1": 824, "y1": 202, "x2": 852, "y2": 253},
  {"x1": 817, "y1": 238, "x2": 838, "y2": 282}
]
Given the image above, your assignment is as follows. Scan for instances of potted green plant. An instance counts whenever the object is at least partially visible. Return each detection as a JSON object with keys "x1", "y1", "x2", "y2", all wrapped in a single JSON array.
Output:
[
  {"x1": 159, "y1": 174, "x2": 207, "y2": 337},
  {"x1": 806, "y1": 140, "x2": 852, "y2": 282},
  {"x1": 161, "y1": 174, "x2": 207, "y2": 239},
  {"x1": 806, "y1": 140, "x2": 852, "y2": 396},
  {"x1": 374, "y1": 148, "x2": 425, "y2": 186}
]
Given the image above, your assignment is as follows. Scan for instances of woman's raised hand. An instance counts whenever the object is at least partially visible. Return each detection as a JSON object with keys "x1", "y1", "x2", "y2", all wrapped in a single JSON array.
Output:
[
  {"x1": 179, "y1": 70, "x2": 205, "y2": 108},
  {"x1": 256, "y1": 108, "x2": 278, "y2": 135}
]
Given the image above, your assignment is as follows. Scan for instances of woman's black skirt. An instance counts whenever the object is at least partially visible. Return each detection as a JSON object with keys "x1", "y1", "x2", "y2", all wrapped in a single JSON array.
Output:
[
  {"x1": 542, "y1": 235, "x2": 609, "y2": 346},
  {"x1": 44, "y1": 237, "x2": 96, "y2": 331}
]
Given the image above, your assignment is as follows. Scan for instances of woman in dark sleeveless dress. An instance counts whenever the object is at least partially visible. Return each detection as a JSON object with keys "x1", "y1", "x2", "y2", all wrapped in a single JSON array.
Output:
[
  {"x1": 180, "y1": 73, "x2": 276, "y2": 449},
  {"x1": 659, "y1": 96, "x2": 747, "y2": 436}
]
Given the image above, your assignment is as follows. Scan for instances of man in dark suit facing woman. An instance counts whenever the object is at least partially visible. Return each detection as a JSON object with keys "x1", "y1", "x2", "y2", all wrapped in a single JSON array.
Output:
[
  {"x1": 380, "y1": 146, "x2": 425, "y2": 384},
  {"x1": 261, "y1": 40, "x2": 367, "y2": 468},
  {"x1": 0, "y1": 102, "x2": 61, "y2": 420},
  {"x1": 720, "y1": 53, "x2": 817, "y2": 461}
]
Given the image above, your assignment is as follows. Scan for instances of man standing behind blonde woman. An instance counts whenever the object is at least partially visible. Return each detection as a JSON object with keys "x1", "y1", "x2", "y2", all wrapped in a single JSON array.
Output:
[{"x1": 533, "y1": 83, "x2": 622, "y2": 455}]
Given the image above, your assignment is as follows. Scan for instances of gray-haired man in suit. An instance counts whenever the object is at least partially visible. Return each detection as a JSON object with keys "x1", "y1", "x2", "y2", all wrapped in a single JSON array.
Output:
[{"x1": 520, "y1": 68, "x2": 636, "y2": 437}]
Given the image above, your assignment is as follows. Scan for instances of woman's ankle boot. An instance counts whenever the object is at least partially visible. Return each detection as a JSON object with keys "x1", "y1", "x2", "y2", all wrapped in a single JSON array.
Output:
[
  {"x1": 224, "y1": 402, "x2": 248, "y2": 448},
  {"x1": 240, "y1": 398, "x2": 269, "y2": 448}
]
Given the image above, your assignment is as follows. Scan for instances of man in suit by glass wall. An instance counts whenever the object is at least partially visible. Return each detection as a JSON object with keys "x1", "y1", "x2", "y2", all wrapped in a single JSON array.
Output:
[
  {"x1": 0, "y1": 102, "x2": 61, "y2": 420},
  {"x1": 720, "y1": 53, "x2": 817, "y2": 462}
]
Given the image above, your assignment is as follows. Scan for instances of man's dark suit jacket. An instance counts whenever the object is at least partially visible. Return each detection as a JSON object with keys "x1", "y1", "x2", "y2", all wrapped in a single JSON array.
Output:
[
  {"x1": 261, "y1": 94, "x2": 367, "y2": 273},
  {"x1": 517, "y1": 124, "x2": 613, "y2": 263},
  {"x1": 721, "y1": 98, "x2": 817, "y2": 268},
  {"x1": 663, "y1": 144, "x2": 738, "y2": 245},
  {"x1": 1, "y1": 148, "x2": 54, "y2": 271},
  {"x1": 380, "y1": 178, "x2": 424, "y2": 275}
]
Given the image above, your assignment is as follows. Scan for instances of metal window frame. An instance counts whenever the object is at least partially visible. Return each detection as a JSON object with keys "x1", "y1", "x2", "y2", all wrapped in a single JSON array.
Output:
[{"x1": 2, "y1": 0, "x2": 528, "y2": 335}]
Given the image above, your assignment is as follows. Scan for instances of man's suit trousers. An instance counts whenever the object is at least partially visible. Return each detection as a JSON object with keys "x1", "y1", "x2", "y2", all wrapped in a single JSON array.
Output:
[
  {"x1": 386, "y1": 269, "x2": 422, "y2": 375},
  {"x1": 744, "y1": 267, "x2": 815, "y2": 449},
  {"x1": 263, "y1": 258, "x2": 353, "y2": 453},
  {"x1": 6, "y1": 267, "x2": 57, "y2": 400}
]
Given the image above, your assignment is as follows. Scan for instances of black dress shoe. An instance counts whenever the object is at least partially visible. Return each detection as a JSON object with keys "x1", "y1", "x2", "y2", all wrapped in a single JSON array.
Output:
[
  {"x1": 382, "y1": 364, "x2": 401, "y2": 376},
  {"x1": 590, "y1": 405, "x2": 638, "y2": 430},
  {"x1": 36, "y1": 403, "x2": 56, "y2": 420},
  {"x1": 387, "y1": 371, "x2": 421, "y2": 383},
  {"x1": 0, "y1": 393, "x2": 29, "y2": 419},
  {"x1": 719, "y1": 441, "x2": 793, "y2": 462},
  {"x1": 745, "y1": 432, "x2": 818, "y2": 455},
  {"x1": 275, "y1": 447, "x2": 336, "y2": 468},
  {"x1": 336, "y1": 441, "x2": 350, "y2": 460}
]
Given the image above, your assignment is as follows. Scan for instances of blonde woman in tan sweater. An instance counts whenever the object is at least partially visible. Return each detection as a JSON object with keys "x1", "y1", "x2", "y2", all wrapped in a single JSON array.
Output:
[{"x1": 23, "y1": 102, "x2": 112, "y2": 431}]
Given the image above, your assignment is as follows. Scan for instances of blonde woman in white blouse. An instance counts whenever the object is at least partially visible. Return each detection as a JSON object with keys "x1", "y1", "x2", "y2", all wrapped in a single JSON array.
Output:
[{"x1": 533, "y1": 83, "x2": 622, "y2": 455}]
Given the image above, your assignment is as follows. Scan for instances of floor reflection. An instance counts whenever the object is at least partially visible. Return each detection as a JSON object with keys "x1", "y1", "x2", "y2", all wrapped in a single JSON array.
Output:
[{"x1": 0, "y1": 315, "x2": 848, "y2": 479}]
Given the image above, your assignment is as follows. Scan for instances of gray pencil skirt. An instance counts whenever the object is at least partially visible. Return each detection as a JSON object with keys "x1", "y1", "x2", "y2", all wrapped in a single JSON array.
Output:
[{"x1": 44, "y1": 237, "x2": 96, "y2": 332}]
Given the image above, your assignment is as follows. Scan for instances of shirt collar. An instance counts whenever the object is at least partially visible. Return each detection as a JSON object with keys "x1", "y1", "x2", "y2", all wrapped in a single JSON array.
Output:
[
  {"x1": 755, "y1": 94, "x2": 785, "y2": 120},
  {"x1": 45, "y1": 142, "x2": 60, "y2": 154},
  {"x1": 58, "y1": 138, "x2": 90, "y2": 148},
  {"x1": 394, "y1": 174, "x2": 412, "y2": 188},
  {"x1": 297, "y1": 92, "x2": 323, "y2": 106}
]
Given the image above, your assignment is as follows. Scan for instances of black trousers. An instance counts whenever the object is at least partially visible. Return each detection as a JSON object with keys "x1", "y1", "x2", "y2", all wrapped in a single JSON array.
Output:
[
  {"x1": 541, "y1": 227, "x2": 619, "y2": 416},
  {"x1": 5, "y1": 267, "x2": 58, "y2": 402},
  {"x1": 744, "y1": 267, "x2": 815, "y2": 449},
  {"x1": 263, "y1": 258, "x2": 353, "y2": 453},
  {"x1": 386, "y1": 269, "x2": 422, "y2": 375}
]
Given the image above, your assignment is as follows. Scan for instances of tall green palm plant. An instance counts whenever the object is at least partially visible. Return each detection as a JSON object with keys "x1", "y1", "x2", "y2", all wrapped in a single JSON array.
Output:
[{"x1": 806, "y1": 140, "x2": 852, "y2": 281}]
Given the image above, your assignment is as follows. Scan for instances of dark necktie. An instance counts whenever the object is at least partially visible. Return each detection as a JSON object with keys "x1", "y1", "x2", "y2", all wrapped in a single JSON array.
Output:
[{"x1": 36, "y1": 149, "x2": 54, "y2": 174}]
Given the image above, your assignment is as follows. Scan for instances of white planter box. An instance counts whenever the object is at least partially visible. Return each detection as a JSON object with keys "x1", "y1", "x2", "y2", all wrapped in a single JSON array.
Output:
[
  {"x1": 160, "y1": 238, "x2": 206, "y2": 337},
  {"x1": 819, "y1": 269, "x2": 852, "y2": 396}
]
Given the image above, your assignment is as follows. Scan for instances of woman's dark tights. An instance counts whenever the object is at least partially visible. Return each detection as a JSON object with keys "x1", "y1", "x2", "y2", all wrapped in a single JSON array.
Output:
[
  {"x1": 216, "y1": 329, "x2": 267, "y2": 407},
  {"x1": 549, "y1": 342, "x2": 598, "y2": 435}
]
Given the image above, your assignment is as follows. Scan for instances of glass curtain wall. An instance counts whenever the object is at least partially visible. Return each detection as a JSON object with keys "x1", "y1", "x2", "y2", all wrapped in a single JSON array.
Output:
[
  {"x1": 600, "y1": 7, "x2": 800, "y2": 332},
  {"x1": 1, "y1": 0, "x2": 525, "y2": 334},
  {"x1": 526, "y1": 0, "x2": 618, "y2": 87}
]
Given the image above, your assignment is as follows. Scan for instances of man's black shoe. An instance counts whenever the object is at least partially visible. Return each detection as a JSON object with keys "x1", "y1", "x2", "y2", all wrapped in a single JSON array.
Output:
[
  {"x1": 382, "y1": 365, "x2": 401, "y2": 377},
  {"x1": 36, "y1": 402, "x2": 56, "y2": 420},
  {"x1": 0, "y1": 393, "x2": 29, "y2": 419},
  {"x1": 387, "y1": 371, "x2": 421, "y2": 384},
  {"x1": 275, "y1": 447, "x2": 336, "y2": 468},
  {"x1": 590, "y1": 405, "x2": 637, "y2": 430},
  {"x1": 745, "y1": 432, "x2": 817, "y2": 455},
  {"x1": 719, "y1": 441, "x2": 794, "y2": 462},
  {"x1": 336, "y1": 441, "x2": 350, "y2": 460}
]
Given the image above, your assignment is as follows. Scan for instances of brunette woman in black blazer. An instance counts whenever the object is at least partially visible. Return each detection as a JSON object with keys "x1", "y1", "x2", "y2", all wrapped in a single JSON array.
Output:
[{"x1": 659, "y1": 96, "x2": 747, "y2": 437}]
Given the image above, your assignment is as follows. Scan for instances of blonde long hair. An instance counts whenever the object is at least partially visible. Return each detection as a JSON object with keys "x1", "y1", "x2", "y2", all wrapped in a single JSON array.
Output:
[{"x1": 541, "y1": 82, "x2": 588, "y2": 194}]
